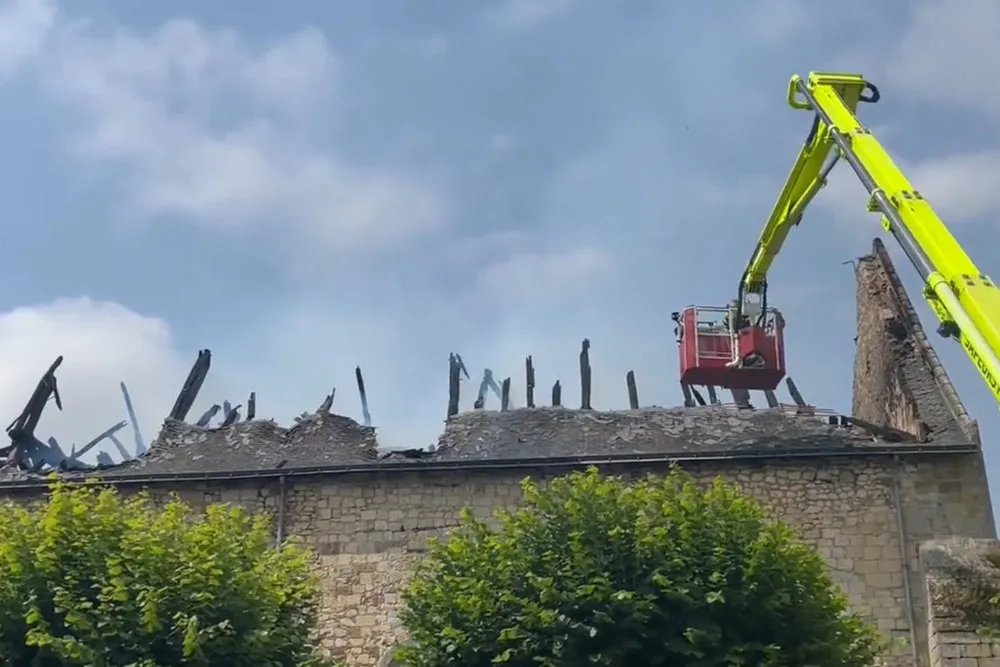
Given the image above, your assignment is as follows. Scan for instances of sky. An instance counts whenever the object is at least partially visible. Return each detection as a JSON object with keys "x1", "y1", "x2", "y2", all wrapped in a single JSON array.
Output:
[{"x1": 0, "y1": 0, "x2": 997, "y2": 490}]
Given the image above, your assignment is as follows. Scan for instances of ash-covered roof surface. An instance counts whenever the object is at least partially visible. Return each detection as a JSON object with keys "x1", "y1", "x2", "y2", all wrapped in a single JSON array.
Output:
[
  {"x1": 59, "y1": 405, "x2": 890, "y2": 478},
  {"x1": 108, "y1": 412, "x2": 379, "y2": 475},
  {"x1": 431, "y1": 406, "x2": 876, "y2": 461}
]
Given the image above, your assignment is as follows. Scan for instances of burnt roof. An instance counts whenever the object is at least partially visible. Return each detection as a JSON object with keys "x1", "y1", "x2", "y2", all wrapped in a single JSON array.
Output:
[
  {"x1": 0, "y1": 238, "x2": 981, "y2": 484},
  {"x1": 105, "y1": 412, "x2": 379, "y2": 476},
  {"x1": 432, "y1": 406, "x2": 878, "y2": 461}
]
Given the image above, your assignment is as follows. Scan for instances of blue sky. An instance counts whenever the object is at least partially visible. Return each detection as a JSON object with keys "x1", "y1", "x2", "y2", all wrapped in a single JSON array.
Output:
[{"x1": 0, "y1": 0, "x2": 998, "y2": 493}]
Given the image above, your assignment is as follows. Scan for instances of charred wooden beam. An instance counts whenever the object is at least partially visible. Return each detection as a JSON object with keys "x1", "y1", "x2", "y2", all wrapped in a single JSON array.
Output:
[
  {"x1": 579, "y1": 338, "x2": 592, "y2": 410},
  {"x1": 107, "y1": 433, "x2": 131, "y2": 461},
  {"x1": 447, "y1": 353, "x2": 461, "y2": 418},
  {"x1": 246, "y1": 391, "x2": 257, "y2": 421},
  {"x1": 454, "y1": 353, "x2": 470, "y2": 380},
  {"x1": 785, "y1": 377, "x2": 807, "y2": 407},
  {"x1": 483, "y1": 369, "x2": 508, "y2": 407},
  {"x1": 195, "y1": 404, "x2": 221, "y2": 427},
  {"x1": 7, "y1": 355, "x2": 64, "y2": 448},
  {"x1": 551, "y1": 380, "x2": 562, "y2": 407},
  {"x1": 501, "y1": 377, "x2": 511, "y2": 412},
  {"x1": 317, "y1": 389, "x2": 335, "y2": 414},
  {"x1": 763, "y1": 389, "x2": 779, "y2": 408},
  {"x1": 474, "y1": 369, "x2": 488, "y2": 409},
  {"x1": 221, "y1": 405, "x2": 242, "y2": 427},
  {"x1": 680, "y1": 382, "x2": 695, "y2": 408},
  {"x1": 169, "y1": 349, "x2": 211, "y2": 422},
  {"x1": 525, "y1": 356, "x2": 535, "y2": 408},
  {"x1": 626, "y1": 370, "x2": 639, "y2": 409},
  {"x1": 356, "y1": 366, "x2": 371, "y2": 426},
  {"x1": 691, "y1": 387, "x2": 706, "y2": 406},
  {"x1": 706, "y1": 385, "x2": 720, "y2": 405},
  {"x1": 120, "y1": 382, "x2": 146, "y2": 455},
  {"x1": 74, "y1": 421, "x2": 127, "y2": 460}
]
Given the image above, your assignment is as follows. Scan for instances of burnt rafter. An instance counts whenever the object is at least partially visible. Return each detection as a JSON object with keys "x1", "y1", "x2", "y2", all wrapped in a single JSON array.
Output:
[
  {"x1": 7, "y1": 355, "x2": 64, "y2": 445},
  {"x1": 355, "y1": 367, "x2": 371, "y2": 427},
  {"x1": 169, "y1": 349, "x2": 211, "y2": 422},
  {"x1": 220, "y1": 405, "x2": 242, "y2": 427}
]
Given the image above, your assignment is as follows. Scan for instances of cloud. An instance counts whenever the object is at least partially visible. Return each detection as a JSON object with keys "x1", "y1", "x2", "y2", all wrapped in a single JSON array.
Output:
[
  {"x1": 478, "y1": 246, "x2": 613, "y2": 303},
  {"x1": 0, "y1": 298, "x2": 187, "y2": 461},
  {"x1": 0, "y1": 0, "x2": 54, "y2": 77},
  {"x1": 885, "y1": 0, "x2": 1000, "y2": 118},
  {"x1": 489, "y1": 0, "x2": 574, "y2": 30},
  {"x1": 740, "y1": 0, "x2": 814, "y2": 46},
  {"x1": 23, "y1": 4, "x2": 447, "y2": 251},
  {"x1": 817, "y1": 149, "x2": 1000, "y2": 232}
]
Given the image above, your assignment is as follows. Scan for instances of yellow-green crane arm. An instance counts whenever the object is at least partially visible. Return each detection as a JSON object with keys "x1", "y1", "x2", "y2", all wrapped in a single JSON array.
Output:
[{"x1": 741, "y1": 71, "x2": 1000, "y2": 406}]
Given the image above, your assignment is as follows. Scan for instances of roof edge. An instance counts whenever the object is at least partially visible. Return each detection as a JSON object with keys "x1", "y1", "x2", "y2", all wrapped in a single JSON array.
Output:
[
  {"x1": 870, "y1": 238, "x2": 980, "y2": 443},
  {"x1": 0, "y1": 443, "x2": 979, "y2": 490}
]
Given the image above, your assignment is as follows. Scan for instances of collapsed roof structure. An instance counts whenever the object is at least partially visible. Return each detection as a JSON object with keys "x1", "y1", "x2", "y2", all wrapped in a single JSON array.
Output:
[{"x1": 0, "y1": 238, "x2": 979, "y2": 485}]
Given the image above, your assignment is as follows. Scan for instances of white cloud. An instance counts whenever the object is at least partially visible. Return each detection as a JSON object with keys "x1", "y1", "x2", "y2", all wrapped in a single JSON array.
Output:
[
  {"x1": 478, "y1": 246, "x2": 612, "y2": 302},
  {"x1": 907, "y1": 152, "x2": 1000, "y2": 222},
  {"x1": 0, "y1": 0, "x2": 54, "y2": 78},
  {"x1": 489, "y1": 0, "x2": 574, "y2": 30},
  {"x1": 818, "y1": 149, "x2": 1000, "y2": 231},
  {"x1": 0, "y1": 298, "x2": 187, "y2": 462},
  {"x1": 6, "y1": 1, "x2": 447, "y2": 251},
  {"x1": 886, "y1": 0, "x2": 1000, "y2": 118},
  {"x1": 741, "y1": 0, "x2": 813, "y2": 46}
]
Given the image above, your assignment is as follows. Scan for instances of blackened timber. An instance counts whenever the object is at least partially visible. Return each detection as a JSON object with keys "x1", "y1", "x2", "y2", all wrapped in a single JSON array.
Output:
[
  {"x1": 706, "y1": 385, "x2": 720, "y2": 405},
  {"x1": 626, "y1": 370, "x2": 639, "y2": 409},
  {"x1": 454, "y1": 353, "x2": 470, "y2": 380},
  {"x1": 552, "y1": 380, "x2": 562, "y2": 407},
  {"x1": 107, "y1": 433, "x2": 131, "y2": 461},
  {"x1": 246, "y1": 392, "x2": 257, "y2": 421},
  {"x1": 356, "y1": 367, "x2": 372, "y2": 426},
  {"x1": 474, "y1": 369, "x2": 488, "y2": 409},
  {"x1": 525, "y1": 356, "x2": 535, "y2": 408},
  {"x1": 317, "y1": 389, "x2": 335, "y2": 414},
  {"x1": 763, "y1": 390, "x2": 779, "y2": 408},
  {"x1": 501, "y1": 378, "x2": 511, "y2": 412},
  {"x1": 74, "y1": 421, "x2": 127, "y2": 459},
  {"x1": 7, "y1": 355, "x2": 64, "y2": 445},
  {"x1": 195, "y1": 405, "x2": 221, "y2": 427},
  {"x1": 691, "y1": 387, "x2": 706, "y2": 406},
  {"x1": 221, "y1": 406, "x2": 241, "y2": 427},
  {"x1": 169, "y1": 350, "x2": 211, "y2": 422},
  {"x1": 447, "y1": 353, "x2": 461, "y2": 418},
  {"x1": 120, "y1": 382, "x2": 146, "y2": 455},
  {"x1": 786, "y1": 377, "x2": 807, "y2": 407},
  {"x1": 680, "y1": 382, "x2": 695, "y2": 408},
  {"x1": 484, "y1": 370, "x2": 506, "y2": 407},
  {"x1": 579, "y1": 338, "x2": 592, "y2": 410}
]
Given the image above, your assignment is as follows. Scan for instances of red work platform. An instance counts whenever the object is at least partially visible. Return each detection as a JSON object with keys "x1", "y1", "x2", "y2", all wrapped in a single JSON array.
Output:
[{"x1": 674, "y1": 305, "x2": 786, "y2": 391}]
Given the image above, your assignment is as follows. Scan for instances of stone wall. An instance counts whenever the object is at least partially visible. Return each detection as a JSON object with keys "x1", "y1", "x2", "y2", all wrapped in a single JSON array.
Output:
[
  {"x1": 921, "y1": 538, "x2": 1000, "y2": 667},
  {"x1": 3, "y1": 449, "x2": 986, "y2": 666},
  {"x1": 0, "y1": 234, "x2": 994, "y2": 667}
]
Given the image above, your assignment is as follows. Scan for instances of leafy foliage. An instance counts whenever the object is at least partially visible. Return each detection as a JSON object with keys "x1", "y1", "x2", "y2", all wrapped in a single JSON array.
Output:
[
  {"x1": 397, "y1": 466, "x2": 882, "y2": 667},
  {"x1": 0, "y1": 479, "x2": 335, "y2": 667}
]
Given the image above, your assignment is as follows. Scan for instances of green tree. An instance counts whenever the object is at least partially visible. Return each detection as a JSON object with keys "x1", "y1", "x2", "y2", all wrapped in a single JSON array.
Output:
[
  {"x1": 397, "y1": 467, "x2": 882, "y2": 667},
  {"x1": 0, "y1": 479, "x2": 335, "y2": 667}
]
